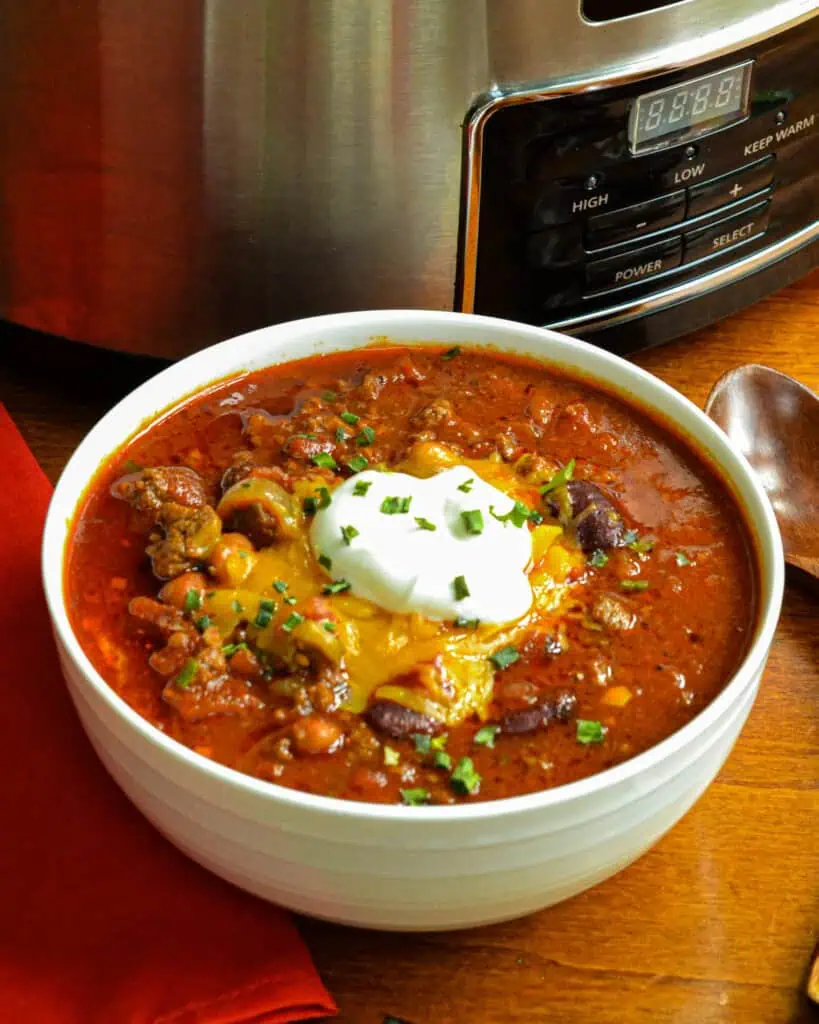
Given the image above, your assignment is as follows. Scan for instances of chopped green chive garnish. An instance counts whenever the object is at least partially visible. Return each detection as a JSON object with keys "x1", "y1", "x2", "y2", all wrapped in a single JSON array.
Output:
[
  {"x1": 340, "y1": 524, "x2": 359, "y2": 546},
  {"x1": 433, "y1": 750, "x2": 453, "y2": 771},
  {"x1": 454, "y1": 616, "x2": 480, "y2": 628},
  {"x1": 489, "y1": 645, "x2": 520, "y2": 670},
  {"x1": 347, "y1": 454, "x2": 369, "y2": 473},
  {"x1": 473, "y1": 724, "x2": 501, "y2": 748},
  {"x1": 442, "y1": 346, "x2": 461, "y2": 360},
  {"x1": 254, "y1": 598, "x2": 277, "y2": 628},
  {"x1": 400, "y1": 788, "x2": 431, "y2": 806},
  {"x1": 412, "y1": 734, "x2": 431, "y2": 755},
  {"x1": 457, "y1": 477, "x2": 474, "y2": 493},
  {"x1": 380, "y1": 496, "x2": 412, "y2": 515},
  {"x1": 450, "y1": 756, "x2": 481, "y2": 795},
  {"x1": 576, "y1": 719, "x2": 606, "y2": 744},
  {"x1": 282, "y1": 612, "x2": 305, "y2": 633},
  {"x1": 231, "y1": 599, "x2": 244, "y2": 614},
  {"x1": 356, "y1": 426, "x2": 376, "y2": 447},
  {"x1": 452, "y1": 575, "x2": 470, "y2": 601},
  {"x1": 414, "y1": 516, "x2": 437, "y2": 531},
  {"x1": 284, "y1": 595, "x2": 298, "y2": 605},
  {"x1": 628, "y1": 535, "x2": 655, "y2": 555},
  {"x1": 323, "y1": 579, "x2": 351, "y2": 595},
  {"x1": 383, "y1": 745, "x2": 401, "y2": 767},
  {"x1": 221, "y1": 642, "x2": 248, "y2": 657},
  {"x1": 676, "y1": 551, "x2": 692, "y2": 567},
  {"x1": 322, "y1": 621, "x2": 336, "y2": 632},
  {"x1": 620, "y1": 579, "x2": 649, "y2": 591},
  {"x1": 183, "y1": 589, "x2": 202, "y2": 613},
  {"x1": 461, "y1": 509, "x2": 484, "y2": 535},
  {"x1": 490, "y1": 501, "x2": 536, "y2": 528},
  {"x1": 430, "y1": 734, "x2": 448, "y2": 751},
  {"x1": 316, "y1": 486, "x2": 332, "y2": 509},
  {"x1": 335, "y1": 426, "x2": 347, "y2": 443},
  {"x1": 540, "y1": 458, "x2": 576, "y2": 496},
  {"x1": 622, "y1": 528, "x2": 639, "y2": 546},
  {"x1": 273, "y1": 580, "x2": 288, "y2": 593},
  {"x1": 175, "y1": 658, "x2": 199, "y2": 689},
  {"x1": 302, "y1": 496, "x2": 318, "y2": 515},
  {"x1": 318, "y1": 553, "x2": 333, "y2": 571},
  {"x1": 340, "y1": 411, "x2": 360, "y2": 426},
  {"x1": 238, "y1": 550, "x2": 249, "y2": 559},
  {"x1": 194, "y1": 615, "x2": 211, "y2": 633},
  {"x1": 588, "y1": 549, "x2": 609, "y2": 568},
  {"x1": 292, "y1": 433, "x2": 318, "y2": 440},
  {"x1": 311, "y1": 452, "x2": 337, "y2": 470},
  {"x1": 322, "y1": 390, "x2": 337, "y2": 401},
  {"x1": 353, "y1": 480, "x2": 372, "y2": 497}
]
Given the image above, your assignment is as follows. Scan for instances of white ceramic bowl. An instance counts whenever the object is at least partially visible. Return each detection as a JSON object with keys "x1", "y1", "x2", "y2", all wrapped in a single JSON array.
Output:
[{"x1": 42, "y1": 311, "x2": 784, "y2": 931}]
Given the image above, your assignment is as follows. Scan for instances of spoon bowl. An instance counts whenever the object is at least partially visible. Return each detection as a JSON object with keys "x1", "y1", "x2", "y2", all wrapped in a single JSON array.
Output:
[{"x1": 705, "y1": 364, "x2": 819, "y2": 580}]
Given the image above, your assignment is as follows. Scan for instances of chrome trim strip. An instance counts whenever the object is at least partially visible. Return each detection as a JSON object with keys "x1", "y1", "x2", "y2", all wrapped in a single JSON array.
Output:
[
  {"x1": 458, "y1": 3, "x2": 819, "y2": 316},
  {"x1": 546, "y1": 219, "x2": 819, "y2": 334}
]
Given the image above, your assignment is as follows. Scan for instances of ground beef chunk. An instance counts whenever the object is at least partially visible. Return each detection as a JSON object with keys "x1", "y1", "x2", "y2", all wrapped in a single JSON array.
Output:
[
  {"x1": 128, "y1": 596, "x2": 187, "y2": 634},
  {"x1": 282, "y1": 433, "x2": 337, "y2": 462},
  {"x1": 146, "y1": 504, "x2": 223, "y2": 579},
  {"x1": 221, "y1": 453, "x2": 291, "y2": 494},
  {"x1": 113, "y1": 466, "x2": 222, "y2": 579},
  {"x1": 163, "y1": 673, "x2": 265, "y2": 722},
  {"x1": 413, "y1": 398, "x2": 455, "y2": 427},
  {"x1": 224, "y1": 504, "x2": 280, "y2": 548},
  {"x1": 591, "y1": 593, "x2": 637, "y2": 632},
  {"x1": 112, "y1": 466, "x2": 207, "y2": 516}
]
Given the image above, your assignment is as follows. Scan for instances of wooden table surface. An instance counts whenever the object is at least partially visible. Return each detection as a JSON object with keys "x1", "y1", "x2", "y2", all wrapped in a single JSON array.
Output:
[{"x1": 2, "y1": 277, "x2": 818, "y2": 1024}]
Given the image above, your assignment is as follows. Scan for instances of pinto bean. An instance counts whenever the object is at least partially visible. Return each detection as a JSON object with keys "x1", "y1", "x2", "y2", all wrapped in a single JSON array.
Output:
[
  {"x1": 291, "y1": 714, "x2": 344, "y2": 755},
  {"x1": 158, "y1": 571, "x2": 209, "y2": 610},
  {"x1": 365, "y1": 700, "x2": 438, "y2": 739}
]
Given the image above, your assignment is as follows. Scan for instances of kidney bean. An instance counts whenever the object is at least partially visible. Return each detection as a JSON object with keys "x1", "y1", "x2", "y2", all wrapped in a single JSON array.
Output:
[
  {"x1": 500, "y1": 690, "x2": 577, "y2": 734},
  {"x1": 365, "y1": 700, "x2": 438, "y2": 739},
  {"x1": 548, "y1": 480, "x2": 626, "y2": 552},
  {"x1": 501, "y1": 706, "x2": 545, "y2": 734}
]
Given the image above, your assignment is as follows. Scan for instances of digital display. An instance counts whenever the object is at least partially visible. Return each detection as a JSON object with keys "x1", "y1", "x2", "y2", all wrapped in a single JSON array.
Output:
[{"x1": 629, "y1": 61, "x2": 753, "y2": 153}]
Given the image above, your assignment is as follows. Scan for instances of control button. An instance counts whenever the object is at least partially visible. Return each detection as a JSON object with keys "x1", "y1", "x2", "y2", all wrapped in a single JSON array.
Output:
[
  {"x1": 533, "y1": 185, "x2": 618, "y2": 228},
  {"x1": 585, "y1": 237, "x2": 681, "y2": 293},
  {"x1": 687, "y1": 157, "x2": 775, "y2": 218},
  {"x1": 586, "y1": 191, "x2": 685, "y2": 248},
  {"x1": 684, "y1": 201, "x2": 770, "y2": 262}
]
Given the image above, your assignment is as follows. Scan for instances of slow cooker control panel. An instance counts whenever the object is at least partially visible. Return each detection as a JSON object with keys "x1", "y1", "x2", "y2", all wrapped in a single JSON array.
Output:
[{"x1": 465, "y1": 17, "x2": 819, "y2": 335}]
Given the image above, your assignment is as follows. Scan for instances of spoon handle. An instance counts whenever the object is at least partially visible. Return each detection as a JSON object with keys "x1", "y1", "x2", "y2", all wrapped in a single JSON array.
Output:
[{"x1": 786, "y1": 554, "x2": 819, "y2": 581}]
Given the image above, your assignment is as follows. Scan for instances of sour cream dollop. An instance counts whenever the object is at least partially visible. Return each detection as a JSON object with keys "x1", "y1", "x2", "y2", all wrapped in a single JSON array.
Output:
[{"x1": 310, "y1": 466, "x2": 533, "y2": 624}]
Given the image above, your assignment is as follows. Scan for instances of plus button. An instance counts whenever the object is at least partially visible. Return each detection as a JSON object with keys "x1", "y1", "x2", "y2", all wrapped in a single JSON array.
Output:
[{"x1": 730, "y1": 183, "x2": 744, "y2": 198}]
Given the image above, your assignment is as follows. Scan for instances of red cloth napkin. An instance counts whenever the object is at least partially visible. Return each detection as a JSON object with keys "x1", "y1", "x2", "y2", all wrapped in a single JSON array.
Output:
[{"x1": 0, "y1": 405, "x2": 337, "y2": 1024}]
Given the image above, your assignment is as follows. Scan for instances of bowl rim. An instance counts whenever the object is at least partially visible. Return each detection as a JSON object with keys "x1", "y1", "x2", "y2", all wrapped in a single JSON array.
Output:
[{"x1": 42, "y1": 309, "x2": 785, "y2": 822}]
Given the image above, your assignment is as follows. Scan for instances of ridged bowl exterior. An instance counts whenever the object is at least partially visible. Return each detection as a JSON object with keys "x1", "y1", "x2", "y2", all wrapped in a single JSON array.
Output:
[{"x1": 43, "y1": 311, "x2": 784, "y2": 931}]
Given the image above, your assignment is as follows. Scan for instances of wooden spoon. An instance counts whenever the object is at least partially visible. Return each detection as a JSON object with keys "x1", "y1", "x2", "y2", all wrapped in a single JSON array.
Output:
[{"x1": 705, "y1": 364, "x2": 819, "y2": 581}]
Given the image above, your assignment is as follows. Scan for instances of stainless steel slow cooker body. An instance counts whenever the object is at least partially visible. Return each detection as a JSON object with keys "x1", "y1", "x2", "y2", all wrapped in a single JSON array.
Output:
[{"x1": 0, "y1": 0, "x2": 817, "y2": 357}]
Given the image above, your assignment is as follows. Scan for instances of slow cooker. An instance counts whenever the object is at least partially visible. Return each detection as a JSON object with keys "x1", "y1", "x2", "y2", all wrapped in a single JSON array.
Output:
[{"x1": 1, "y1": 0, "x2": 818, "y2": 357}]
